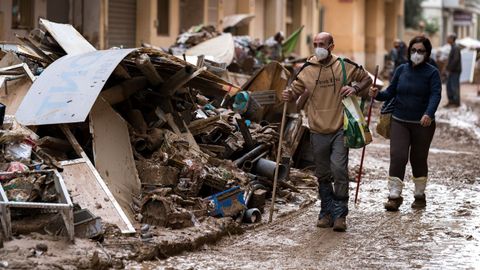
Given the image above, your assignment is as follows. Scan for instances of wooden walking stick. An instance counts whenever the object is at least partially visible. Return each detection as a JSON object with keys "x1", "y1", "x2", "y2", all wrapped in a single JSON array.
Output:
[
  {"x1": 354, "y1": 65, "x2": 379, "y2": 204},
  {"x1": 268, "y1": 93, "x2": 289, "y2": 223}
]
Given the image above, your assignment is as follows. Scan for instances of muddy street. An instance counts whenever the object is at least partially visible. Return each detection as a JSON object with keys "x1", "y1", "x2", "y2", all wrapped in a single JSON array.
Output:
[{"x1": 131, "y1": 85, "x2": 480, "y2": 270}]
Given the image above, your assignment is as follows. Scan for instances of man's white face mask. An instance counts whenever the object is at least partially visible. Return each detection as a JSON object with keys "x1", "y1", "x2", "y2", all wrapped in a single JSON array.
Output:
[
  {"x1": 315, "y1": 47, "x2": 330, "y2": 61},
  {"x1": 410, "y1": 52, "x2": 424, "y2": 65}
]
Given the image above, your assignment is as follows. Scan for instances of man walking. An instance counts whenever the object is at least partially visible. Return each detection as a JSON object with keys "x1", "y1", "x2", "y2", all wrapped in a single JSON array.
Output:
[
  {"x1": 282, "y1": 32, "x2": 372, "y2": 232},
  {"x1": 446, "y1": 33, "x2": 462, "y2": 107}
]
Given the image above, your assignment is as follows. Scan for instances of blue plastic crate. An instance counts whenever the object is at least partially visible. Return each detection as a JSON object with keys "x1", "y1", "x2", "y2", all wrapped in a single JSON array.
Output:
[{"x1": 206, "y1": 186, "x2": 246, "y2": 217}]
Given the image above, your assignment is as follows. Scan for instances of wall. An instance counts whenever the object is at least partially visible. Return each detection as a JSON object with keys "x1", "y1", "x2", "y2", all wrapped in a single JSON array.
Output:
[
  {"x1": 365, "y1": 0, "x2": 385, "y2": 72},
  {"x1": 384, "y1": 0, "x2": 397, "y2": 50},
  {"x1": 0, "y1": 0, "x2": 47, "y2": 43},
  {"x1": 82, "y1": 0, "x2": 101, "y2": 48},
  {"x1": 47, "y1": 0, "x2": 69, "y2": 23},
  {"x1": 298, "y1": 0, "x2": 320, "y2": 57},
  {"x1": 265, "y1": 0, "x2": 286, "y2": 39},
  {"x1": 235, "y1": 0, "x2": 254, "y2": 36},
  {"x1": 252, "y1": 0, "x2": 265, "y2": 40},
  {"x1": 322, "y1": 0, "x2": 366, "y2": 65},
  {"x1": 136, "y1": 0, "x2": 180, "y2": 48}
]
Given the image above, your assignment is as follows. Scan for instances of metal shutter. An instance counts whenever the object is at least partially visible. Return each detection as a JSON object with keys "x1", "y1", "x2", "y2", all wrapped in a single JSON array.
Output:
[{"x1": 108, "y1": 0, "x2": 136, "y2": 48}]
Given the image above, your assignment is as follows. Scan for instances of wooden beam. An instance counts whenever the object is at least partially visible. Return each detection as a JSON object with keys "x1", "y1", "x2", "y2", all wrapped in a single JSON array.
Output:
[
  {"x1": 159, "y1": 66, "x2": 207, "y2": 96},
  {"x1": 135, "y1": 53, "x2": 164, "y2": 86},
  {"x1": 100, "y1": 76, "x2": 148, "y2": 105}
]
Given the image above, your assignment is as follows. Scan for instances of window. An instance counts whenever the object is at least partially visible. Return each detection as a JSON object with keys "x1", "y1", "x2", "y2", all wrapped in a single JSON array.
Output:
[
  {"x1": 157, "y1": 0, "x2": 170, "y2": 35},
  {"x1": 12, "y1": 0, "x2": 34, "y2": 29}
]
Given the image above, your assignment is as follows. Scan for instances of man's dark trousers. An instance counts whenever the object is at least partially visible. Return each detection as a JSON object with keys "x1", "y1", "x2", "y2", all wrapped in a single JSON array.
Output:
[
  {"x1": 310, "y1": 129, "x2": 349, "y2": 220},
  {"x1": 447, "y1": 72, "x2": 461, "y2": 105}
]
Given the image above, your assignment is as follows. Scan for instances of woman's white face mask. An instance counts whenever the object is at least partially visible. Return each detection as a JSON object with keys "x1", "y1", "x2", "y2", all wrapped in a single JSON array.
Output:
[
  {"x1": 315, "y1": 47, "x2": 330, "y2": 60},
  {"x1": 410, "y1": 52, "x2": 424, "y2": 65}
]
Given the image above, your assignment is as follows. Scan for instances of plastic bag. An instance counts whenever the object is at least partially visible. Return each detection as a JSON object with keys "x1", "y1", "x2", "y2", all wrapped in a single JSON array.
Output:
[
  {"x1": 338, "y1": 57, "x2": 372, "y2": 148},
  {"x1": 4, "y1": 140, "x2": 34, "y2": 162},
  {"x1": 376, "y1": 97, "x2": 395, "y2": 139},
  {"x1": 342, "y1": 96, "x2": 372, "y2": 149}
]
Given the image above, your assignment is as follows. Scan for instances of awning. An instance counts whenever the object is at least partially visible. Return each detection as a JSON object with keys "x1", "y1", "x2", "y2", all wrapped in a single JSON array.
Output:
[
  {"x1": 222, "y1": 14, "x2": 255, "y2": 30},
  {"x1": 185, "y1": 33, "x2": 235, "y2": 65}
]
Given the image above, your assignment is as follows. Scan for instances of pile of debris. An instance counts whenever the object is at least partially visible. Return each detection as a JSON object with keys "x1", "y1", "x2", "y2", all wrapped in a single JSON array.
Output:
[
  {"x1": 0, "y1": 18, "x2": 310, "y2": 247},
  {"x1": 168, "y1": 15, "x2": 304, "y2": 77},
  {"x1": 0, "y1": 119, "x2": 59, "y2": 204},
  {"x1": 169, "y1": 25, "x2": 221, "y2": 55}
]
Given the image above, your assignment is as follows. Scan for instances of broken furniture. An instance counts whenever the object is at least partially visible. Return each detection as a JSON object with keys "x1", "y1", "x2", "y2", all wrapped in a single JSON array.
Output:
[{"x1": 0, "y1": 169, "x2": 74, "y2": 242}]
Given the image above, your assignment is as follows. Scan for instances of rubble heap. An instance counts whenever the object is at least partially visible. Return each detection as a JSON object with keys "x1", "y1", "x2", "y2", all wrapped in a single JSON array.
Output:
[{"x1": 0, "y1": 19, "x2": 312, "y2": 249}]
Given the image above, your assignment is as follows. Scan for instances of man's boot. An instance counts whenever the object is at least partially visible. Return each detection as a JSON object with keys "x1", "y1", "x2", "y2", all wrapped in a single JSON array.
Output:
[
  {"x1": 332, "y1": 199, "x2": 348, "y2": 232},
  {"x1": 411, "y1": 176, "x2": 427, "y2": 209},
  {"x1": 316, "y1": 214, "x2": 333, "y2": 228},
  {"x1": 333, "y1": 217, "x2": 347, "y2": 232},
  {"x1": 317, "y1": 181, "x2": 334, "y2": 227},
  {"x1": 384, "y1": 176, "x2": 404, "y2": 211}
]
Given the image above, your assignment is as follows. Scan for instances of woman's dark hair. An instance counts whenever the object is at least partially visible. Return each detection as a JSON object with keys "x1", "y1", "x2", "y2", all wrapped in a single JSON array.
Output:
[{"x1": 407, "y1": 36, "x2": 432, "y2": 64}]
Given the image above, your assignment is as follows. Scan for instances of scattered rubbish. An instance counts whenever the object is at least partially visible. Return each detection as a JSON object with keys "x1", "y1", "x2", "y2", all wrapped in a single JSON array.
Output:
[
  {"x1": 35, "y1": 243, "x2": 48, "y2": 252},
  {"x1": 0, "y1": 169, "x2": 74, "y2": 242},
  {"x1": 0, "y1": 103, "x2": 5, "y2": 125},
  {"x1": 73, "y1": 209, "x2": 104, "y2": 240},
  {"x1": 0, "y1": 17, "x2": 310, "y2": 250}
]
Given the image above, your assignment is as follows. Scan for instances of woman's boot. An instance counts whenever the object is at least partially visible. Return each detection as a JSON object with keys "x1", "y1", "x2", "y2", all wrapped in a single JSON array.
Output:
[
  {"x1": 411, "y1": 177, "x2": 427, "y2": 209},
  {"x1": 384, "y1": 176, "x2": 404, "y2": 211}
]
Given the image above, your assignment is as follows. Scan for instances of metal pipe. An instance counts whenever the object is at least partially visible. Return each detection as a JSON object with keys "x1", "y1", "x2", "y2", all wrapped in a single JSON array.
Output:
[
  {"x1": 242, "y1": 160, "x2": 253, "y2": 172},
  {"x1": 236, "y1": 117, "x2": 254, "y2": 150},
  {"x1": 244, "y1": 183, "x2": 267, "y2": 206},
  {"x1": 243, "y1": 208, "x2": 262, "y2": 223},
  {"x1": 259, "y1": 120, "x2": 270, "y2": 127},
  {"x1": 133, "y1": 138, "x2": 147, "y2": 152},
  {"x1": 233, "y1": 144, "x2": 270, "y2": 167},
  {"x1": 146, "y1": 128, "x2": 164, "y2": 151},
  {"x1": 254, "y1": 158, "x2": 287, "y2": 181},
  {"x1": 251, "y1": 151, "x2": 268, "y2": 163},
  {"x1": 0, "y1": 202, "x2": 72, "y2": 209}
]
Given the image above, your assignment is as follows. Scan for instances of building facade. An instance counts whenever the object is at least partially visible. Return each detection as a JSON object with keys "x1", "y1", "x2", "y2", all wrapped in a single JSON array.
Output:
[
  {"x1": 422, "y1": 0, "x2": 480, "y2": 46},
  {"x1": 1, "y1": 0, "x2": 404, "y2": 72}
]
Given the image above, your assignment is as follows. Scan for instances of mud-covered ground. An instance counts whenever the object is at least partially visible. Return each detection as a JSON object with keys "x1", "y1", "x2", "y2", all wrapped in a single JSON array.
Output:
[
  {"x1": 1, "y1": 85, "x2": 479, "y2": 270},
  {"x1": 131, "y1": 84, "x2": 480, "y2": 270}
]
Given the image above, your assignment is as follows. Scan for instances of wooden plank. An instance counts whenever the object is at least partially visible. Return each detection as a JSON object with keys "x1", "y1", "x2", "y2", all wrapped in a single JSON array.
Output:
[
  {"x1": 15, "y1": 35, "x2": 54, "y2": 64},
  {"x1": 60, "y1": 125, "x2": 135, "y2": 234},
  {"x1": 60, "y1": 159, "x2": 135, "y2": 233},
  {"x1": 135, "y1": 54, "x2": 163, "y2": 86},
  {"x1": 0, "y1": 78, "x2": 32, "y2": 115},
  {"x1": 0, "y1": 51, "x2": 23, "y2": 68},
  {"x1": 89, "y1": 97, "x2": 141, "y2": 221}
]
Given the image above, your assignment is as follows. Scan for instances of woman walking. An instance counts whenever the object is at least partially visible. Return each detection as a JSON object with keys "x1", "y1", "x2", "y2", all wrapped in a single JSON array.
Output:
[{"x1": 369, "y1": 36, "x2": 441, "y2": 211}]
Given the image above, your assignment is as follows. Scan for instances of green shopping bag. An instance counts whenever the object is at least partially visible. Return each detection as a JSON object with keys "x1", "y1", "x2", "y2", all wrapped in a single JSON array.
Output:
[{"x1": 339, "y1": 58, "x2": 372, "y2": 149}]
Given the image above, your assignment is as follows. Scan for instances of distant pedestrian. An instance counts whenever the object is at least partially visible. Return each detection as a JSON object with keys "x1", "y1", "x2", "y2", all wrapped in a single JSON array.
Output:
[
  {"x1": 282, "y1": 32, "x2": 372, "y2": 231},
  {"x1": 390, "y1": 39, "x2": 408, "y2": 74},
  {"x1": 445, "y1": 33, "x2": 462, "y2": 107},
  {"x1": 265, "y1": 31, "x2": 285, "y2": 61},
  {"x1": 369, "y1": 36, "x2": 441, "y2": 211}
]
